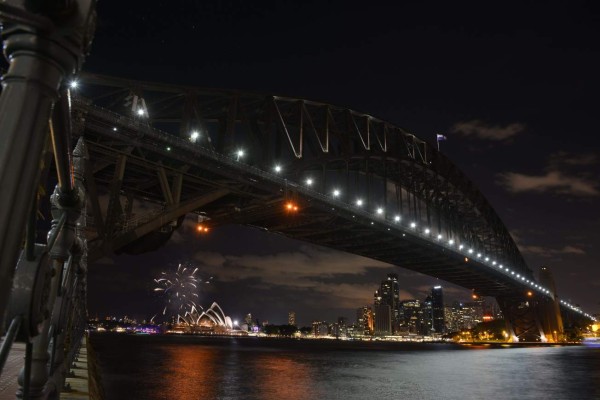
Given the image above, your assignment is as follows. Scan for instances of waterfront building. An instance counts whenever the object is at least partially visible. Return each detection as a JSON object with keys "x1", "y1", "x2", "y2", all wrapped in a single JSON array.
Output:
[
  {"x1": 312, "y1": 321, "x2": 329, "y2": 337},
  {"x1": 374, "y1": 273, "x2": 401, "y2": 333},
  {"x1": 431, "y1": 286, "x2": 445, "y2": 335},
  {"x1": 337, "y1": 317, "x2": 348, "y2": 338},
  {"x1": 399, "y1": 300, "x2": 422, "y2": 335},
  {"x1": 244, "y1": 313, "x2": 253, "y2": 329},
  {"x1": 422, "y1": 296, "x2": 433, "y2": 335},
  {"x1": 356, "y1": 306, "x2": 374, "y2": 336},
  {"x1": 374, "y1": 304, "x2": 392, "y2": 336},
  {"x1": 288, "y1": 311, "x2": 296, "y2": 326}
]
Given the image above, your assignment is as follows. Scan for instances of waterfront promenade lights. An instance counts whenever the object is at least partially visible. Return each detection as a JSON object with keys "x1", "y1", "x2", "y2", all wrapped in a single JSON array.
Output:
[
  {"x1": 190, "y1": 131, "x2": 200, "y2": 142},
  {"x1": 356, "y1": 199, "x2": 363, "y2": 206}
]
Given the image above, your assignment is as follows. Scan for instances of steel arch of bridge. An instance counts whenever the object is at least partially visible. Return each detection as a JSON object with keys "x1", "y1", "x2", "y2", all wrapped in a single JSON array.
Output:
[
  {"x1": 72, "y1": 73, "x2": 595, "y2": 330},
  {"x1": 77, "y1": 73, "x2": 527, "y2": 272},
  {"x1": 0, "y1": 4, "x2": 595, "y2": 399}
]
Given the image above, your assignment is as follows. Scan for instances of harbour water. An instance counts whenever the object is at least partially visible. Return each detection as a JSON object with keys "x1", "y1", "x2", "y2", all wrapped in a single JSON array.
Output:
[{"x1": 91, "y1": 334, "x2": 600, "y2": 400}]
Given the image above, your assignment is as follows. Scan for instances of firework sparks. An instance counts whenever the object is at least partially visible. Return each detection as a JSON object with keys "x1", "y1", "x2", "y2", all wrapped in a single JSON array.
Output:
[{"x1": 153, "y1": 264, "x2": 203, "y2": 319}]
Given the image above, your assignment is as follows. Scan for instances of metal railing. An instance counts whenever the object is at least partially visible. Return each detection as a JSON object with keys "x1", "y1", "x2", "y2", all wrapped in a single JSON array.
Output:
[{"x1": 0, "y1": 2, "x2": 96, "y2": 398}]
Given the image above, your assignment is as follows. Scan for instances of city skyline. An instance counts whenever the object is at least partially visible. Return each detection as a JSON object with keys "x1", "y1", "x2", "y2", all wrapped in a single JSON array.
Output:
[
  {"x1": 92, "y1": 265, "x2": 498, "y2": 329},
  {"x1": 85, "y1": 1, "x2": 600, "y2": 325}
]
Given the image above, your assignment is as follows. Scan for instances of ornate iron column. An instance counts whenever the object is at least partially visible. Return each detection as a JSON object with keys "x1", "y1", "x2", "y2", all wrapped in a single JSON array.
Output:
[{"x1": 0, "y1": 0, "x2": 96, "y2": 326}]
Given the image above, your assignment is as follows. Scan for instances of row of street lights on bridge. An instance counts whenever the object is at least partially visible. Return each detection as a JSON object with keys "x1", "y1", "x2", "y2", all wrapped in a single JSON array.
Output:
[
  {"x1": 69, "y1": 80, "x2": 595, "y2": 323},
  {"x1": 230, "y1": 149, "x2": 596, "y2": 322}
]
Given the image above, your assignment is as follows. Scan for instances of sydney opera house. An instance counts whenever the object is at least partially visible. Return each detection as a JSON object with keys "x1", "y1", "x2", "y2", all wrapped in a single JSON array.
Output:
[{"x1": 169, "y1": 302, "x2": 244, "y2": 335}]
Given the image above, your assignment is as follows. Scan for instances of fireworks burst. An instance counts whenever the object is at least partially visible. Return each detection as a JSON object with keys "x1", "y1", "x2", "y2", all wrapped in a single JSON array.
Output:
[{"x1": 152, "y1": 263, "x2": 213, "y2": 323}]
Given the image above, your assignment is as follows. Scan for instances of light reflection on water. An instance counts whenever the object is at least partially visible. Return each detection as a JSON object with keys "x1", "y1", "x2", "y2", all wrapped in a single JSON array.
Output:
[{"x1": 91, "y1": 335, "x2": 600, "y2": 400}]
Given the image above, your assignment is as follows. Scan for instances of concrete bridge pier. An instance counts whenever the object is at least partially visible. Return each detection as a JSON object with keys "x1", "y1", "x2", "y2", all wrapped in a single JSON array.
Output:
[
  {"x1": 496, "y1": 295, "x2": 545, "y2": 342},
  {"x1": 497, "y1": 266, "x2": 565, "y2": 343}
]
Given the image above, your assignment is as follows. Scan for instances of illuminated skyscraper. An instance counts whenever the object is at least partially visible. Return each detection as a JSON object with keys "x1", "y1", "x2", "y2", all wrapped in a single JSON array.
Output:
[
  {"x1": 374, "y1": 304, "x2": 392, "y2": 336},
  {"x1": 374, "y1": 273, "x2": 401, "y2": 332},
  {"x1": 288, "y1": 311, "x2": 296, "y2": 326},
  {"x1": 431, "y1": 286, "x2": 445, "y2": 335},
  {"x1": 400, "y1": 299, "x2": 422, "y2": 335},
  {"x1": 356, "y1": 306, "x2": 373, "y2": 335}
]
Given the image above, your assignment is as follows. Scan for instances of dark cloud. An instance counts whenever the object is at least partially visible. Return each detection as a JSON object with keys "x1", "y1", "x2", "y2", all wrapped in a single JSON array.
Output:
[
  {"x1": 518, "y1": 244, "x2": 586, "y2": 257},
  {"x1": 549, "y1": 152, "x2": 598, "y2": 168},
  {"x1": 451, "y1": 120, "x2": 525, "y2": 141},
  {"x1": 498, "y1": 170, "x2": 599, "y2": 196}
]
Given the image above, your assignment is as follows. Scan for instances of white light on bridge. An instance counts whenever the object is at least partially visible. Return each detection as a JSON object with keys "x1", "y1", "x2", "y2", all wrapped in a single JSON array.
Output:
[
  {"x1": 112, "y1": 127, "x2": 118, "y2": 132},
  {"x1": 410, "y1": 222, "x2": 416, "y2": 228},
  {"x1": 476, "y1": 253, "x2": 481, "y2": 258},
  {"x1": 468, "y1": 249, "x2": 473, "y2": 254},
  {"x1": 274, "y1": 164, "x2": 282, "y2": 173},
  {"x1": 485, "y1": 257, "x2": 489, "y2": 262},
  {"x1": 437, "y1": 234, "x2": 442, "y2": 240},
  {"x1": 137, "y1": 108, "x2": 145, "y2": 116},
  {"x1": 332, "y1": 189, "x2": 340, "y2": 197},
  {"x1": 190, "y1": 131, "x2": 200, "y2": 142},
  {"x1": 394, "y1": 215, "x2": 400, "y2": 222},
  {"x1": 306, "y1": 178, "x2": 313, "y2": 186},
  {"x1": 449, "y1": 239, "x2": 454, "y2": 245},
  {"x1": 459, "y1": 245, "x2": 464, "y2": 250},
  {"x1": 376, "y1": 207, "x2": 383, "y2": 215},
  {"x1": 356, "y1": 199, "x2": 363, "y2": 206},
  {"x1": 492, "y1": 261, "x2": 496, "y2": 265},
  {"x1": 236, "y1": 149, "x2": 245, "y2": 160},
  {"x1": 424, "y1": 228, "x2": 430, "y2": 234},
  {"x1": 166, "y1": 147, "x2": 171, "y2": 151},
  {"x1": 69, "y1": 80, "x2": 78, "y2": 89}
]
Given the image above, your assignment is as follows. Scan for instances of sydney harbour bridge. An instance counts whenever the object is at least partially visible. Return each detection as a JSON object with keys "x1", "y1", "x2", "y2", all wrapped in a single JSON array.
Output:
[{"x1": 0, "y1": 2, "x2": 596, "y2": 399}]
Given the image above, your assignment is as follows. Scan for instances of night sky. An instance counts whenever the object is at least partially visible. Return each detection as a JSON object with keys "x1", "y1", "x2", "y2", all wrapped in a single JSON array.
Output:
[{"x1": 84, "y1": 1, "x2": 600, "y2": 326}]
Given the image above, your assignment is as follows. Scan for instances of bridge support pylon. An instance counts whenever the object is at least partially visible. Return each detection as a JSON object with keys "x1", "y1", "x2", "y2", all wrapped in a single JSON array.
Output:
[
  {"x1": 496, "y1": 266, "x2": 565, "y2": 343},
  {"x1": 496, "y1": 295, "x2": 545, "y2": 342},
  {"x1": 537, "y1": 266, "x2": 564, "y2": 342}
]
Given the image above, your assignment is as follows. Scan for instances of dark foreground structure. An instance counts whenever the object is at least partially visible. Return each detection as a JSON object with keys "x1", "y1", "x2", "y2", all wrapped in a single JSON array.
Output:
[{"x1": 0, "y1": 1, "x2": 595, "y2": 399}]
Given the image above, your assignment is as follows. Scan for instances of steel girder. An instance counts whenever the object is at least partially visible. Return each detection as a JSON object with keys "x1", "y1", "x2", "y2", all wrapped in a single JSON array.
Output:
[
  {"x1": 74, "y1": 73, "x2": 529, "y2": 277},
  {"x1": 74, "y1": 97, "x2": 535, "y2": 299}
]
